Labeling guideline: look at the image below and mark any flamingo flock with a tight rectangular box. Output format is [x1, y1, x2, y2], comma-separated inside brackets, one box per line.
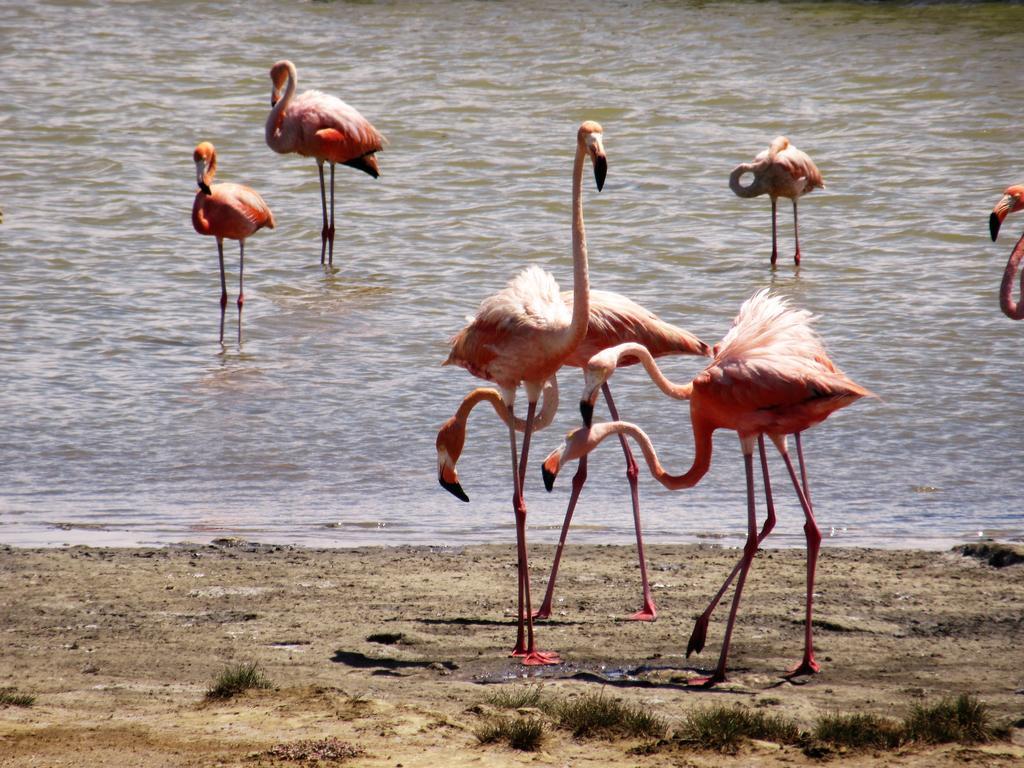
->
[190, 59, 1018, 685]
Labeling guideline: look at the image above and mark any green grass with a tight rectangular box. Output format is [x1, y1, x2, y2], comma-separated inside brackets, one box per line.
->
[473, 715, 546, 751]
[204, 661, 273, 701]
[903, 694, 997, 744]
[676, 704, 801, 754]
[0, 689, 35, 708]
[547, 690, 667, 740]
[813, 711, 904, 750]
[484, 684, 544, 710]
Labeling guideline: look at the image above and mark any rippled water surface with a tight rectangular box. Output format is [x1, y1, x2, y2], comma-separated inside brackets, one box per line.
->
[2, 1, 1023, 550]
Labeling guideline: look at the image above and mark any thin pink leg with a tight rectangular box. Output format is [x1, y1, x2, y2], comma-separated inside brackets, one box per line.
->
[687, 435, 775, 656]
[689, 448, 759, 687]
[604, 385, 656, 621]
[770, 196, 779, 266]
[318, 161, 328, 265]
[778, 435, 821, 677]
[534, 454, 586, 620]
[792, 198, 802, 266]
[795, 432, 811, 504]
[217, 238, 227, 343]
[506, 403, 559, 666]
[236, 240, 245, 345]
[328, 162, 336, 266]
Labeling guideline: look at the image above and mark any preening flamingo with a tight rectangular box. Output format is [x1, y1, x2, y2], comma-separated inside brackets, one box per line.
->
[442, 121, 607, 665]
[439, 293, 709, 621]
[542, 290, 872, 685]
[265, 59, 384, 266]
[191, 142, 275, 344]
[989, 184, 1024, 320]
[730, 137, 824, 266]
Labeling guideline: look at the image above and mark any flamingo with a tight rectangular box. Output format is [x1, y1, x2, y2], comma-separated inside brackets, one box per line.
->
[265, 59, 384, 266]
[191, 142, 275, 344]
[730, 137, 824, 266]
[542, 290, 872, 685]
[989, 184, 1024, 320]
[442, 121, 607, 665]
[438, 293, 709, 622]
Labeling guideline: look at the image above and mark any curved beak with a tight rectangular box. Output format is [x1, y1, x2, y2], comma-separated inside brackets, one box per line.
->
[991, 193, 1017, 241]
[195, 160, 211, 195]
[439, 475, 469, 503]
[541, 447, 564, 492]
[271, 87, 281, 108]
[579, 399, 594, 427]
[593, 153, 607, 192]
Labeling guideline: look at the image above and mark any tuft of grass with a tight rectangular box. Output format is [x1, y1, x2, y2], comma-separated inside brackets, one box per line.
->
[546, 690, 667, 740]
[814, 711, 904, 750]
[473, 715, 545, 751]
[677, 704, 801, 754]
[485, 684, 544, 710]
[903, 694, 995, 744]
[0, 689, 35, 708]
[204, 661, 273, 701]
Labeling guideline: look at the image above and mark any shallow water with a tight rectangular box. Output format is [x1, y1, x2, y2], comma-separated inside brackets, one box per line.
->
[2, 0, 1023, 550]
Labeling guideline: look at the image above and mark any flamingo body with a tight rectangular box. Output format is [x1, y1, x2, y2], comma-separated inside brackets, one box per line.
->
[730, 136, 823, 265]
[191, 142, 274, 343]
[543, 290, 871, 684]
[265, 59, 383, 264]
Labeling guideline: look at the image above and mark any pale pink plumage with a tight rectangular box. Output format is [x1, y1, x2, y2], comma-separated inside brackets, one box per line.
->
[265, 59, 383, 265]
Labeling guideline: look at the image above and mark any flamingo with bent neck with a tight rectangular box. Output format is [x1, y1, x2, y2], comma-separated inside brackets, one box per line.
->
[265, 59, 384, 266]
[730, 136, 824, 266]
[438, 293, 709, 622]
[442, 121, 606, 665]
[989, 184, 1024, 320]
[542, 290, 872, 685]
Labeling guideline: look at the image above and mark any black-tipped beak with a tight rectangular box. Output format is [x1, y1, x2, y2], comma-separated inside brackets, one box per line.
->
[271, 94, 279, 107]
[580, 400, 594, 427]
[439, 476, 470, 503]
[593, 155, 607, 192]
[199, 181, 212, 195]
[990, 211, 1002, 242]
[542, 464, 557, 493]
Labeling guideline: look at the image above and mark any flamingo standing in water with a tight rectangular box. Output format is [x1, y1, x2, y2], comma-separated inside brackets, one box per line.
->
[730, 137, 824, 266]
[191, 142, 275, 343]
[438, 292, 709, 622]
[542, 290, 872, 685]
[989, 184, 1024, 319]
[265, 59, 384, 266]
[443, 121, 607, 665]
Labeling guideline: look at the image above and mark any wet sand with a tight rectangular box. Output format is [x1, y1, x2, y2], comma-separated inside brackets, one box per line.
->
[0, 541, 1022, 766]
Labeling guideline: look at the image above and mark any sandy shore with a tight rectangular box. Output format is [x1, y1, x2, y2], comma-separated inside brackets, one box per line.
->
[0, 540, 1021, 766]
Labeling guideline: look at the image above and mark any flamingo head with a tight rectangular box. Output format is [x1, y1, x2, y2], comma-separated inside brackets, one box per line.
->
[578, 121, 607, 192]
[579, 353, 618, 427]
[193, 142, 215, 195]
[990, 184, 1024, 241]
[541, 426, 590, 492]
[269, 60, 294, 107]
[436, 417, 470, 502]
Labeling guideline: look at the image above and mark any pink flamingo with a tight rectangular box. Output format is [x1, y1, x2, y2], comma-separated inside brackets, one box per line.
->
[438, 294, 709, 622]
[191, 142, 275, 343]
[443, 121, 607, 665]
[989, 184, 1024, 320]
[542, 290, 872, 685]
[730, 137, 824, 266]
[265, 59, 384, 266]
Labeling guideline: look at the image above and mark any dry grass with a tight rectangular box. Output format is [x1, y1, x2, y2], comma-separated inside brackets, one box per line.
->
[204, 661, 273, 701]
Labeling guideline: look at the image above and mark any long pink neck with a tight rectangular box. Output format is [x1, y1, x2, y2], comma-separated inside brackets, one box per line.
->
[729, 163, 765, 198]
[265, 62, 297, 152]
[586, 419, 713, 490]
[455, 379, 558, 434]
[565, 140, 590, 353]
[1000, 233, 1024, 320]
[627, 344, 694, 400]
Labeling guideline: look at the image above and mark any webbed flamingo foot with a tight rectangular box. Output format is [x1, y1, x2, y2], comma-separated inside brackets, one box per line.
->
[784, 656, 820, 678]
[687, 670, 727, 688]
[511, 647, 561, 666]
[626, 600, 657, 622]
